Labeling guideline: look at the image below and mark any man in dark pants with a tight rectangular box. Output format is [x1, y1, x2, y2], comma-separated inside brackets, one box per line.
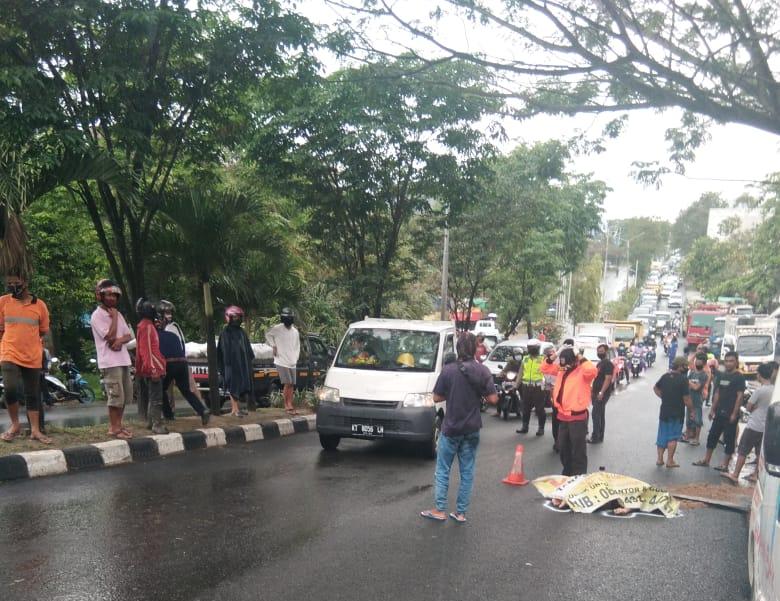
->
[516, 339, 546, 435]
[588, 344, 614, 444]
[541, 347, 597, 476]
[693, 351, 745, 471]
[157, 318, 210, 426]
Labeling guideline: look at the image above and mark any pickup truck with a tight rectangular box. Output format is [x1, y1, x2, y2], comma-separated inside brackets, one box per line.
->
[187, 333, 334, 405]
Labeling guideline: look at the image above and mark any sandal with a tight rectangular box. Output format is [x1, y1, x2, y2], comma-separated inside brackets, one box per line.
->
[656, 461, 664, 466]
[420, 510, 447, 522]
[1, 428, 21, 442]
[713, 465, 729, 472]
[689, 440, 700, 446]
[721, 472, 739, 484]
[692, 460, 709, 467]
[109, 430, 132, 440]
[666, 462, 680, 468]
[449, 513, 467, 523]
[29, 433, 53, 445]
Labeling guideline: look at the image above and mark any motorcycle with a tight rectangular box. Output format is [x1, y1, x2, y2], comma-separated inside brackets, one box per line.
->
[52, 358, 96, 404]
[615, 355, 627, 385]
[496, 371, 521, 420]
[646, 348, 656, 368]
[630, 354, 643, 378]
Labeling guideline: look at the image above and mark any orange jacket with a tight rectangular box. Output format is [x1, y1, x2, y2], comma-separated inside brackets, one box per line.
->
[541, 358, 597, 420]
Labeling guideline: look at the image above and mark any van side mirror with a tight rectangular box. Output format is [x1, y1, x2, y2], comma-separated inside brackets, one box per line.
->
[764, 404, 780, 477]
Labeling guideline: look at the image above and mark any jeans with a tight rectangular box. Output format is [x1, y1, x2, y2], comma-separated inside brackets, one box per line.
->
[162, 361, 206, 418]
[434, 431, 480, 514]
[138, 377, 163, 428]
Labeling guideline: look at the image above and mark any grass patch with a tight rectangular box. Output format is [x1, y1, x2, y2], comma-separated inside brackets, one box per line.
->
[0, 407, 311, 457]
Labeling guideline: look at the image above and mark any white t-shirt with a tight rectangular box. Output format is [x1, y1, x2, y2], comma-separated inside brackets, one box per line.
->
[265, 323, 300, 369]
[746, 383, 774, 433]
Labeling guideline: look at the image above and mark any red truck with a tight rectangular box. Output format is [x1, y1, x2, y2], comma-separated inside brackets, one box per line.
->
[685, 304, 725, 347]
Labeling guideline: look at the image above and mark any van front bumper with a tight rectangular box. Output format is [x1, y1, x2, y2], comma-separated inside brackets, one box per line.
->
[316, 402, 436, 442]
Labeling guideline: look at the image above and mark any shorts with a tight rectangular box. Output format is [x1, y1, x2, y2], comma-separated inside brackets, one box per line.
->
[1, 361, 41, 411]
[738, 427, 763, 457]
[101, 366, 133, 408]
[277, 366, 296, 386]
[706, 414, 738, 455]
[656, 418, 683, 448]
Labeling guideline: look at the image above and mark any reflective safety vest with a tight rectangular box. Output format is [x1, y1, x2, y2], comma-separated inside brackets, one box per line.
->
[521, 355, 544, 383]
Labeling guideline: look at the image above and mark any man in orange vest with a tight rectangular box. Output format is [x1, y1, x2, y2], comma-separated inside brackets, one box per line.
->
[541, 347, 597, 476]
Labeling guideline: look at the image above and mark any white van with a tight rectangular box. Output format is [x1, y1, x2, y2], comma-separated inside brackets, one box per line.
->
[316, 318, 455, 458]
[748, 380, 780, 601]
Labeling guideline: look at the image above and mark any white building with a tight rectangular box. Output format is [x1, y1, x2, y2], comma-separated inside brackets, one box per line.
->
[706, 207, 765, 241]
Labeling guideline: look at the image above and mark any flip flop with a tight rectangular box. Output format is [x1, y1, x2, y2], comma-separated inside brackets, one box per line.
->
[29, 433, 53, 445]
[713, 465, 729, 472]
[656, 461, 664, 466]
[666, 462, 680, 468]
[109, 430, 132, 440]
[692, 460, 709, 467]
[420, 510, 447, 522]
[689, 441, 700, 446]
[720, 473, 739, 484]
[449, 513, 467, 523]
[1, 429, 20, 442]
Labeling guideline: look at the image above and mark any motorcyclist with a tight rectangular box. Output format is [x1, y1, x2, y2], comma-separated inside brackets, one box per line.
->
[496, 353, 522, 417]
[516, 339, 546, 436]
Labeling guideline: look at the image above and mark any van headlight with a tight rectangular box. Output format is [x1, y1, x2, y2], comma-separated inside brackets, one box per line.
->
[403, 392, 434, 407]
[316, 386, 340, 404]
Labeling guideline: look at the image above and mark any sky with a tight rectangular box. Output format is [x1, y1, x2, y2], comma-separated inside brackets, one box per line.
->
[298, 0, 780, 222]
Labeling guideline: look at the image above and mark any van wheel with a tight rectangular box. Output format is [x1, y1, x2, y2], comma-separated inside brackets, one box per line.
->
[319, 434, 340, 451]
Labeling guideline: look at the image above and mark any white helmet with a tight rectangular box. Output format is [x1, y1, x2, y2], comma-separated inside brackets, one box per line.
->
[527, 338, 541, 347]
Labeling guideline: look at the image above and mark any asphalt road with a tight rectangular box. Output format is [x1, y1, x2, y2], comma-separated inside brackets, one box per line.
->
[0, 353, 750, 601]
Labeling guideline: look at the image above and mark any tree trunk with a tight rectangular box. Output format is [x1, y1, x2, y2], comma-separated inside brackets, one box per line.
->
[203, 281, 221, 414]
[526, 318, 533, 339]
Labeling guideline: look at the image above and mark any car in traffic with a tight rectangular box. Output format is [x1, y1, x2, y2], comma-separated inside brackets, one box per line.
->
[668, 292, 683, 308]
[316, 318, 455, 458]
[482, 340, 554, 378]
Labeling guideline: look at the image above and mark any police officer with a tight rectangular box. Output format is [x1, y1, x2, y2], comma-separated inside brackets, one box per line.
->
[516, 339, 546, 436]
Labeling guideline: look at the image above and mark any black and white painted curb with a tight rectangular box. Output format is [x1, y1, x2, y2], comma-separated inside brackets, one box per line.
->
[0, 414, 317, 483]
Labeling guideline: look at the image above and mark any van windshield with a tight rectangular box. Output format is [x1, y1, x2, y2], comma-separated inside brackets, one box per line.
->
[335, 328, 440, 372]
[737, 335, 773, 356]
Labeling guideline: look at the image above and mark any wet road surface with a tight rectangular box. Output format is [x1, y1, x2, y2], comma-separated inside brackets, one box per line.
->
[0, 354, 750, 601]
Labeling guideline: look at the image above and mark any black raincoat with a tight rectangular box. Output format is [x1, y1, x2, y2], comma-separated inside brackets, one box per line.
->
[217, 324, 254, 397]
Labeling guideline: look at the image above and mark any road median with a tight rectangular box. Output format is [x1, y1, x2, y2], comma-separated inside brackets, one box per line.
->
[0, 409, 316, 483]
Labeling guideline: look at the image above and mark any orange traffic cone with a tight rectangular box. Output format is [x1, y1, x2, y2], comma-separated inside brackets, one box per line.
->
[502, 444, 529, 486]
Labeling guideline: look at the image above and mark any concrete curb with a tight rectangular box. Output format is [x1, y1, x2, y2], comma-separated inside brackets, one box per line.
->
[0, 415, 316, 483]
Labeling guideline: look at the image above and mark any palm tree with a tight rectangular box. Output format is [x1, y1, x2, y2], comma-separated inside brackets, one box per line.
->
[0, 143, 127, 277]
[158, 189, 265, 413]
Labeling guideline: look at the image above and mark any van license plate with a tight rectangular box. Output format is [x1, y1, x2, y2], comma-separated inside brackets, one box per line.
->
[352, 424, 384, 437]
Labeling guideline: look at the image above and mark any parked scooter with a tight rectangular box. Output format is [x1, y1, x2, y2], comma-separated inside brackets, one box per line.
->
[52, 358, 96, 404]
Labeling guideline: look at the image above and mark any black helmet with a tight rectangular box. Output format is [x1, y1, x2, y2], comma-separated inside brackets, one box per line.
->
[280, 307, 294, 327]
[135, 297, 158, 320]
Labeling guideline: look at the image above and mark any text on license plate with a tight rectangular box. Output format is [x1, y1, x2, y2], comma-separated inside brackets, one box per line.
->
[351, 424, 384, 436]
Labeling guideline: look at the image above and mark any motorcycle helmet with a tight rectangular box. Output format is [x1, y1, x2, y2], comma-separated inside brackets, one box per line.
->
[396, 352, 415, 368]
[280, 307, 295, 327]
[96, 279, 122, 301]
[135, 297, 158, 320]
[158, 299, 175, 323]
[224, 305, 244, 324]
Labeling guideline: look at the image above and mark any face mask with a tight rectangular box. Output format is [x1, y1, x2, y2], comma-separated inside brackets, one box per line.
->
[281, 316, 294, 327]
[230, 316, 243, 326]
[6, 284, 23, 299]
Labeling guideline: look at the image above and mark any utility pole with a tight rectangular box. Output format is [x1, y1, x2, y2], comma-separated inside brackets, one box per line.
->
[601, 223, 609, 308]
[626, 237, 631, 291]
[440, 226, 449, 321]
